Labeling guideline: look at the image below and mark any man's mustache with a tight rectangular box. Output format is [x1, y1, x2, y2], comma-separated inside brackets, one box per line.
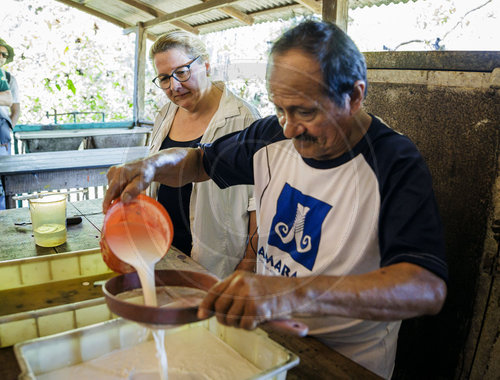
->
[294, 133, 317, 142]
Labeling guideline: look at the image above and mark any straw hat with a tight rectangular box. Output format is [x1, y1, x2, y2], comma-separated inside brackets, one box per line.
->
[0, 38, 14, 64]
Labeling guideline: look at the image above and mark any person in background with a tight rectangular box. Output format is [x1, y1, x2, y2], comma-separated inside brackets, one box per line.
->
[0, 38, 20, 147]
[147, 30, 260, 278]
[0, 38, 18, 210]
[104, 21, 448, 378]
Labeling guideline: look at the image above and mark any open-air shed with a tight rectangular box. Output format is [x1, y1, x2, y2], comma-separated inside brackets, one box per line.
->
[46, 1, 500, 379]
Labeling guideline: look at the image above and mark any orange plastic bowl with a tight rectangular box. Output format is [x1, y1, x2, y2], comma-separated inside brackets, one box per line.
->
[100, 194, 173, 273]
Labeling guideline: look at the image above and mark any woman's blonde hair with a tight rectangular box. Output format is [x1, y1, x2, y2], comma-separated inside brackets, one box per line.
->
[149, 30, 209, 62]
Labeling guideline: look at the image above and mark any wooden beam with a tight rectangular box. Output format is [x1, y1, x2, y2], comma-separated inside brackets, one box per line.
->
[295, 0, 322, 14]
[116, 0, 200, 34]
[117, 0, 162, 17]
[54, 0, 131, 29]
[322, 0, 348, 31]
[186, 4, 302, 33]
[133, 23, 147, 125]
[219, 6, 254, 25]
[170, 21, 200, 35]
[143, 0, 239, 29]
[200, 0, 255, 25]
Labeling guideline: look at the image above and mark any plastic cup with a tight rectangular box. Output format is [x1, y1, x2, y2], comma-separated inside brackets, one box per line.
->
[100, 194, 173, 274]
[29, 193, 67, 247]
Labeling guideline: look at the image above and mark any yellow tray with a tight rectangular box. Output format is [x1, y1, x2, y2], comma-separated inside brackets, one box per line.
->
[0, 248, 116, 347]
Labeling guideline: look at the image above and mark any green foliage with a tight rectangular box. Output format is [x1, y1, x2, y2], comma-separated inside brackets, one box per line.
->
[4, 0, 138, 124]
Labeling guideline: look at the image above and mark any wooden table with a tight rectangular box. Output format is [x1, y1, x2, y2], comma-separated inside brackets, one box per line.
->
[0, 146, 148, 208]
[0, 199, 104, 261]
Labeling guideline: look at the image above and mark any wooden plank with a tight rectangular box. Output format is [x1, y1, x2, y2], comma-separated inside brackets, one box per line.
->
[219, 6, 254, 25]
[14, 121, 134, 132]
[143, 0, 239, 29]
[14, 128, 151, 140]
[295, 0, 322, 14]
[322, 0, 348, 31]
[117, 0, 200, 34]
[0, 347, 19, 380]
[170, 20, 200, 35]
[3, 168, 111, 196]
[133, 23, 147, 125]
[0, 147, 148, 175]
[54, 0, 131, 29]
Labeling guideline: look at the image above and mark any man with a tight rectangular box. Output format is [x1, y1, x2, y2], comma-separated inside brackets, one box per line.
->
[103, 21, 448, 378]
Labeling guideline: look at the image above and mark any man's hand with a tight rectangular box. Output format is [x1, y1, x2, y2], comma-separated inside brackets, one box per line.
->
[197, 271, 302, 330]
[102, 157, 156, 213]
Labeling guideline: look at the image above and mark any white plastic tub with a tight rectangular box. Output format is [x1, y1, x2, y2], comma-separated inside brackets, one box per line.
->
[15, 317, 299, 380]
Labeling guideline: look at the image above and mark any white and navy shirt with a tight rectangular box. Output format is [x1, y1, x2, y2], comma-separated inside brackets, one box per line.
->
[202, 114, 447, 281]
[201, 114, 447, 378]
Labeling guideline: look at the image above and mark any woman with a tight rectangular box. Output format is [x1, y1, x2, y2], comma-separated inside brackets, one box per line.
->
[148, 31, 259, 278]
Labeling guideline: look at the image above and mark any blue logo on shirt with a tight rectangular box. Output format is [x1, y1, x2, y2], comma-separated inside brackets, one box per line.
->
[268, 183, 332, 271]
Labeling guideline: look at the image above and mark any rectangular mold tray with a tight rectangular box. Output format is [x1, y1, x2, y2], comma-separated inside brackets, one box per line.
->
[15, 317, 299, 380]
[0, 248, 115, 348]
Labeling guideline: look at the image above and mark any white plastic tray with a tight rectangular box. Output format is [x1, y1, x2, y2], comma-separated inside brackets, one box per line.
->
[15, 317, 299, 380]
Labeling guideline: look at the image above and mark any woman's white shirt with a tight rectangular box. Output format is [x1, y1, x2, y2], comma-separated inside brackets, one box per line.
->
[149, 82, 260, 278]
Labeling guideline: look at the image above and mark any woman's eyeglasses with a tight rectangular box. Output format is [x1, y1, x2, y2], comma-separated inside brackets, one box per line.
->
[152, 56, 200, 90]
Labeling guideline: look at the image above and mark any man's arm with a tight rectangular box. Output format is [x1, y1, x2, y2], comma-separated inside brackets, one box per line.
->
[0, 90, 12, 106]
[103, 147, 210, 212]
[198, 262, 447, 330]
[9, 102, 20, 126]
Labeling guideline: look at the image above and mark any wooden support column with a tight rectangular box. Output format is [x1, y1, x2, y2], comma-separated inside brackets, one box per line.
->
[322, 0, 349, 32]
[133, 22, 147, 125]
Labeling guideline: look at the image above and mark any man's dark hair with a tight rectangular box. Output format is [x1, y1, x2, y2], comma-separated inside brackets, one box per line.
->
[270, 20, 367, 107]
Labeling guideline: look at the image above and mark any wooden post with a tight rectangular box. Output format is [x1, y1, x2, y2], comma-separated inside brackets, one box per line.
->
[133, 22, 147, 126]
[322, 0, 349, 32]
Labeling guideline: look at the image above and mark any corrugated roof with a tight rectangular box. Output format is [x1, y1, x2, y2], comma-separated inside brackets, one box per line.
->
[54, 0, 416, 37]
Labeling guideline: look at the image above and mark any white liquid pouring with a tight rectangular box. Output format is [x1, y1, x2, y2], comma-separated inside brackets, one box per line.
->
[105, 221, 169, 380]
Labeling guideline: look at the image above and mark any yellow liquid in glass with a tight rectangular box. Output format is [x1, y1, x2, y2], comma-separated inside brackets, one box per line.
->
[34, 223, 66, 247]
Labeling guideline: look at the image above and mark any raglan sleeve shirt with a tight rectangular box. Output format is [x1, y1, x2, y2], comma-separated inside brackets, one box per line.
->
[202, 115, 448, 283]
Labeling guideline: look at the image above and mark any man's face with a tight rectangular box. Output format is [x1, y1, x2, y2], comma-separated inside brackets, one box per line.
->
[267, 49, 353, 161]
[0, 46, 8, 67]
